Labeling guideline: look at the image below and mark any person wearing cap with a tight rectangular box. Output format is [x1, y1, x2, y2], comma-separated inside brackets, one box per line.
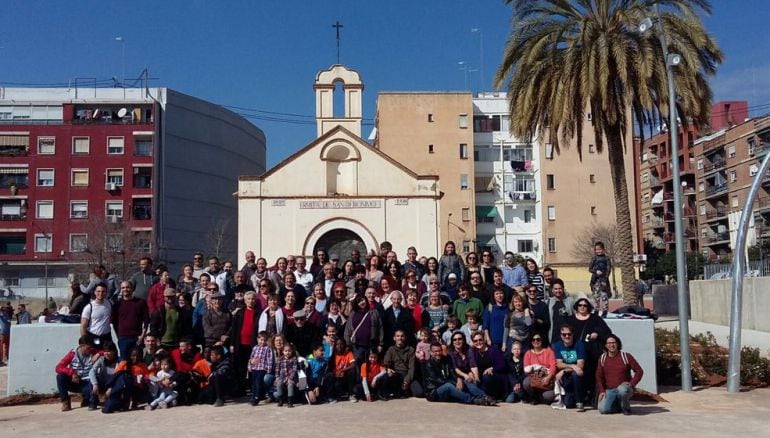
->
[203, 287, 232, 348]
[286, 309, 321, 357]
[150, 287, 187, 349]
[111, 281, 149, 360]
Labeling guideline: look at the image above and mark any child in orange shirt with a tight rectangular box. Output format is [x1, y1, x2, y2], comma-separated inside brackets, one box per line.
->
[355, 348, 386, 402]
[331, 339, 358, 402]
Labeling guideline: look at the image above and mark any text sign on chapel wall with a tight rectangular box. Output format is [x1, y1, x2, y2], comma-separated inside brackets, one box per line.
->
[299, 200, 382, 209]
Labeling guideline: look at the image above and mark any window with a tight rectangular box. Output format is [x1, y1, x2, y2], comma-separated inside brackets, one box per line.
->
[460, 174, 469, 190]
[587, 113, 592, 121]
[546, 174, 555, 190]
[428, 144, 434, 154]
[132, 198, 152, 220]
[36, 200, 53, 219]
[462, 240, 470, 253]
[728, 145, 736, 159]
[106, 201, 124, 218]
[701, 228, 708, 238]
[461, 207, 470, 222]
[732, 196, 739, 208]
[0, 234, 26, 255]
[458, 113, 468, 129]
[107, 137, 124, 154]
[697, 159, 704, 170]
[729, 170, 737, 182]
[524, 209, 532, 223]
[699, 204, 706, 216]
[699, 182, 705, 192]
[133, 167, 152, 188]
[545, 143, 554, 160]
[133, 231, 152, 252]
[37, 277, 54, 287]
[548, 237, 557, 253]
[591, 206, 597, 215]
[547, 205, 556, 220]
[641, 152, 648, 163]
[71, 169, 89, 187]
[590, 174, 596, 183]
[106, 168, 124, 186]
[37, 169, 54, 186]
[428, 113, 434, 123]
[134, 137, 153, 156]
[34, 234, 52, 253]
[2, 275, 20, 287]
[588, 144, 595, 153]
[518, 240, 533, 253]
[70, 234, 88, 252]
[38, 137, 55, 154]
[460, 143, 468, 159]
[72, 137, 90, 154]
[0, 134, 29, 156]
[641, 172, 649, 183]
[70, 201, 88, 219]
[105, 233, 124, 252]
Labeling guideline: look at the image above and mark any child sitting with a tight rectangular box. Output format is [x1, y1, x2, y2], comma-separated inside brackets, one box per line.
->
[331, 339, 358, 402]
[146, 358, 178, 410]
[305, 342, 331, 404]
[460, 310, 483, 344]
[415, 328, 432, 363]
[442, 316, 460, 346]
[355, 348, 386, 402]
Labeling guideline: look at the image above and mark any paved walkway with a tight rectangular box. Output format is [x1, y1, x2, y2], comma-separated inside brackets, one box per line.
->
[0, 387, 769, 436]
[656, 319, 770, 357]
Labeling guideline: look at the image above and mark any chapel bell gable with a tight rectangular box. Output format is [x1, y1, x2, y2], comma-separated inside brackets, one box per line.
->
[314, 65, 364, 137]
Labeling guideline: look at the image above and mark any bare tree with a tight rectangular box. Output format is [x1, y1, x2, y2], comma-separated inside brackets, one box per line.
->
[570, 222, 619, 295]
[204, 217, 233, 260]
[70, 215, 151, 281]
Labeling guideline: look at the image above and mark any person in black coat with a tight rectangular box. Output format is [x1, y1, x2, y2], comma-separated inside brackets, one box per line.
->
[230, 291, 261, 394]
[382, 291, 415, 348]
[285, 309, 321, 357]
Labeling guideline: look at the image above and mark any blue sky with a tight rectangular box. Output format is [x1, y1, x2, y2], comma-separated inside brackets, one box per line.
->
[2, 0, 768, 168]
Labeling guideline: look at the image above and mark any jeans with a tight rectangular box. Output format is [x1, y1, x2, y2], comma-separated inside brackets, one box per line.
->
[250, 370, 268, 401]
[480, 373, 508, 400]
[352, 345, 370, 368]
[559, 371, 585, 408]
[522, 376, 556, 403]
[264, 373, 276, 399]
[275, 380, 296, 400]
[56, 373, 93, 404]
[463, 381, 487, 398]
[433, 382, 472, 403]
[117, 336, 138, 361]
[598, 383, 633, 414]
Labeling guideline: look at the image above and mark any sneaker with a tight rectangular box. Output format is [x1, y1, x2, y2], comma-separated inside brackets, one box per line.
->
[61, 400, 72, 412]
[214, 398, 224, 407]
[248, 399, 258, 406]
[145, 404, 156, 411]
[327, 397, 338, 404]
[349, 395, 358, 403]
[287, 402, 294, 408]
[484, 396, 498, 406]
[551, 401, 566, 410]
[80, 398, 89, 408]
[158, 401, 167, 409]
[88, 403, 98, 411]
[622, 407, 632, 416]
[575, 402, 585, 412]
[472, 397, 488, 406]
[277, 400, 284, 407]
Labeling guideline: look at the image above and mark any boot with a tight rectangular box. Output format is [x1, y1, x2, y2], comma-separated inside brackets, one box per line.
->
[61, 400, 72, 412]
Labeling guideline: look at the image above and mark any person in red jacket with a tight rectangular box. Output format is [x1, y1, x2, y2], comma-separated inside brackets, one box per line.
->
[147, 270, 173, 315]
[55, 336, 98, 411]
[596, 334, 644, 415]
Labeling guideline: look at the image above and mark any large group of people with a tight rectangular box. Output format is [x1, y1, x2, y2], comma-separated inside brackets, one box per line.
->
[50, 240, 643, 415]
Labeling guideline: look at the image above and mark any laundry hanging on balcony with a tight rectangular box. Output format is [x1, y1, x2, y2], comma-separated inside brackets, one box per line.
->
[651, 189, 664, 205]
[510, 160, 526, 171]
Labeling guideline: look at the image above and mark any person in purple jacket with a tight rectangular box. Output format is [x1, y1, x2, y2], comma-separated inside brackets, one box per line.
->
[469, 331, 506, 402]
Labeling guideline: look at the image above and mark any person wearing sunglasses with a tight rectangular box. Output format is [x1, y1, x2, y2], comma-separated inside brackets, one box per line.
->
[550, 324, 586, 412]
[568, 297, 612, 405]
[522, 334, 557, 404]
[423, 342, 495, 406]
[469, 332, 505, 402]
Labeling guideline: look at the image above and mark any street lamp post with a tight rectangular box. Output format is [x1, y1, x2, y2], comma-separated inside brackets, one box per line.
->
[641, 6, 692, 391]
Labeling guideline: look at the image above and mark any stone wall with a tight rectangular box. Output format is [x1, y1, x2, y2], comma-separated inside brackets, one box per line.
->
[689, 278, 770, 332]
[605, 318, 657, 394]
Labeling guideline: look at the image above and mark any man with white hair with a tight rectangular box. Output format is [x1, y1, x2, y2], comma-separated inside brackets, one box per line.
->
[382, 291, 414, 349]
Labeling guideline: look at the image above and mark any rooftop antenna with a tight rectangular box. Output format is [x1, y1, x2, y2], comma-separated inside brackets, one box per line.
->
[332, 21, 343, 64]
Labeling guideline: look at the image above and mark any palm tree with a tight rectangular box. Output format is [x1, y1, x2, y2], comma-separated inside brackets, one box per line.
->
[495, 0, 722, 304]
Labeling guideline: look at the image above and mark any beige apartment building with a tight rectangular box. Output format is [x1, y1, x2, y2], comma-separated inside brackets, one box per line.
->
[374, 92, 477, 254]
[693, 115, 770, 262]
[538, 117, 638, 290]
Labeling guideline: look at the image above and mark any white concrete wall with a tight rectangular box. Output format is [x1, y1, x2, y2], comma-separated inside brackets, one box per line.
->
[605, 318, 658, 394]
[690, 278, 770, 332]
[7, 324, 115, 395]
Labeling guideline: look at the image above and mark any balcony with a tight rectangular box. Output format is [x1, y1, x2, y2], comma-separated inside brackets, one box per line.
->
[132, 199, 152, 221]
[705, 208, 728, 221]
[72, 105, 154, 125]
[651, 216, 665, 228]
[0, 233, 26, 255]
[704, 232, 730, 245]
[704, 184, 728, 198]
[701, 161, 726, 173]
[663, 232, 675, 243]
[505, 191, 537, 202]
[663, 191, 674, 202]
[649, 175, 661, 188]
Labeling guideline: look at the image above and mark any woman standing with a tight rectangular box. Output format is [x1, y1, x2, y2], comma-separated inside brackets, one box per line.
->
[421, 291, 448, 335]
[386, 261, 403, 286]
[525, 258, 547, 302]
[401, 269, 427, 298]
[231, 291, 260, 394]
[257, 294, 285, 338]
[482, 288, 509, 350]
[465, 252, 481, 279]
[344, 295, 383, 367]
[567, 297, 611, 404]
[438, 241, 465, 286]
[281, 291, 297, 326]
[479, 251, 496, 285]
[404, 289, 423, 334]
[176, 264, 198, 297]
[366, 255, 384, 286]
[421, 257, 440, 290]
[502, 294, 533, 352]
[338, 260, 356, 283]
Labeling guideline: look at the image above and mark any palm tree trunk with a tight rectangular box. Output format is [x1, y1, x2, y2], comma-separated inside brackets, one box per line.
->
[606, 126, 637, 305]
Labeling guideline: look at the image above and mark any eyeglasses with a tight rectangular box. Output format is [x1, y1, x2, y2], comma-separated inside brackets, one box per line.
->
[472, 339, 485, 344]
[260, 284, 270, 288]
[532, 338, 542, 342]
[452, 338, 464, 342]
[560, 333, 572, 337]
[430, 281, 439, 284]
[333, 289, 345, 293]
[206, 288, 217, 292]
[577, 303, 589, 308]
[527, 289, 537, 293]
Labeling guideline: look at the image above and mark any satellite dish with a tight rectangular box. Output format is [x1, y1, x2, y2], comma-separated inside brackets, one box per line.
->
[117, 108, 128, 118]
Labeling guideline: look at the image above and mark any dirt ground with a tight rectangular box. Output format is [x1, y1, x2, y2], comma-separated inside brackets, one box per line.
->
[0, 386, 769, 437]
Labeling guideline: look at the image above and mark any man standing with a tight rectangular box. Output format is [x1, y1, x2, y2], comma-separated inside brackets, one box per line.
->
[501, 252, 528, 292]
[16, 304, 32, 325]
[293, 256, 314, 295]
[597, 334, 644, 415]
[151, 288, 185, 349]
[192, 252, 206, 279]
[240, 251, 257, 278]
[550, 324, 585, 412]
[542, 266, 556, 298]
[84, 265, 119, 301]
[485, 269, 514, 304]
[111, 281, 149, 360]
[525, 285, 550, 345]
[547, 279, 575, 344]
[401, 247, 425, 280]
[285, 309, 320, 357]
[129, 257, 159, 300]
[202, 290, 232, 348]
[350, 249, 363, 267]
[80, 283, 112, 347]
[382, 291, 414, 348]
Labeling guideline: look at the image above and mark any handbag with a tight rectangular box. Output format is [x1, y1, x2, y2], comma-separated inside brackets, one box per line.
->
[529, 367, 550, 390]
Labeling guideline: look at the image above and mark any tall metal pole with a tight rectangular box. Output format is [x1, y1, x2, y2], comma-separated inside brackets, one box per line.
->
[656, 5, 692, 391]
[727, 149, 770, 392]
[499, 134, 508, 254]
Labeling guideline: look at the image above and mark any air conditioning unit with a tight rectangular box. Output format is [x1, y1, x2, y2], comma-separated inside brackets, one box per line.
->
[107, 215, 121, 224]
[105, 182, 117, 191]
[632, 254, 648, 263]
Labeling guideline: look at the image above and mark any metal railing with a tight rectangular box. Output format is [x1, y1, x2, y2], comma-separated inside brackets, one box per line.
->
[704, 259, 770, 279]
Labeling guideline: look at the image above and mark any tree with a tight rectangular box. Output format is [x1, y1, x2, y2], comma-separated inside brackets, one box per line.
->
[70, 215, 152, 281]
[495, 0, 722, 304]
[570, 222, 618, 294]
[204, 217, 234, 261]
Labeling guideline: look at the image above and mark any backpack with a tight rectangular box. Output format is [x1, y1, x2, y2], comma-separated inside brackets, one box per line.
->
[599, 351, 628, 368]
